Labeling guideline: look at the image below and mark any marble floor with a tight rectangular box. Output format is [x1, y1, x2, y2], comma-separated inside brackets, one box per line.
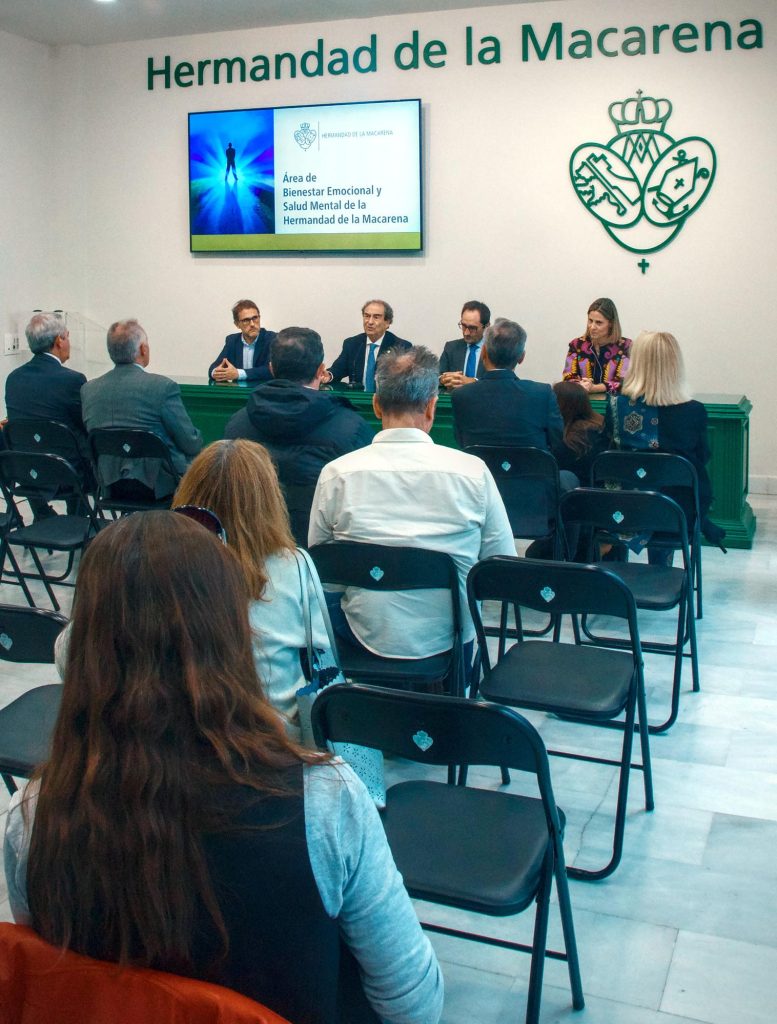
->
[1, 497, 776, 1024]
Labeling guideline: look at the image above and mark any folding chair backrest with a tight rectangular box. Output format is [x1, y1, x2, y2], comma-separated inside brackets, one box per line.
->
[464, 445, 560, 540]
[88, 427, 177, 468]
[591, 450, 698, 492]
[0, 450, 86, 497]
[560, 487, 690, 551]
[0, 605, 68, 663]
[467, 554, 638, 623]
[312, 682, 552, 782]
[309, 541, 462, 630]
[4, 418, 84, 466]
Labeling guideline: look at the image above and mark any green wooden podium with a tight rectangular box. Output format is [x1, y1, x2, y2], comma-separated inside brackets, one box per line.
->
[177, 379, 755, 548]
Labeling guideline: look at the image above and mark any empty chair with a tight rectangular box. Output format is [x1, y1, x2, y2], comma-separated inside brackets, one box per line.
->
[591, 449, 704, 618]
[0, 603, 67, 795]
[312, 683, 585, 1024]
[0, 451, 102, 610]
[468, 556, 653, 881]
[88, 427, 183, 516]
[4, 417, 95, 511]
[309, 540, 466, 696]
[560, 487, 699, 733]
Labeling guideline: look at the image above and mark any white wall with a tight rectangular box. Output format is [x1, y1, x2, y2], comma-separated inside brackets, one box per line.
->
[2, 1, 775, 484]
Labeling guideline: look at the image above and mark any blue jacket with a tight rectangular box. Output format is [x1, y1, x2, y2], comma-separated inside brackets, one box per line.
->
[208, 328, 277, 384]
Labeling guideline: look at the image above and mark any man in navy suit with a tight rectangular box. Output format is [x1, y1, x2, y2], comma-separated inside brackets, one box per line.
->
[4, 312, 88, 518]
[208, 299, 277, 385]
[438, 300, 491, 391]
[328, 299, 411, 392]
[451, 318, 564, 452]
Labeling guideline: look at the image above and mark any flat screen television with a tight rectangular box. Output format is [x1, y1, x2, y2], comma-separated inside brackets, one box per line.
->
[188, 98, 422, 254]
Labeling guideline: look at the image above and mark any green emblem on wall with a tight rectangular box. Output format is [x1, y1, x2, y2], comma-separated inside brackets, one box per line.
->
[570, 90, 716, 265]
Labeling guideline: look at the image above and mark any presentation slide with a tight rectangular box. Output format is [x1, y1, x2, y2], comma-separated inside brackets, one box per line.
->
[189, 99, 422, 253]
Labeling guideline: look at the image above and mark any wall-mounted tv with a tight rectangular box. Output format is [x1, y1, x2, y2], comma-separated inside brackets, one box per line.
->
[188, 98, 422, 254]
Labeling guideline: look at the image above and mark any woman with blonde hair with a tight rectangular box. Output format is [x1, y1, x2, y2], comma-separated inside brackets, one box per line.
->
[173, 438, 332, 735]
[562, 297, 631, 394]
[5, 512, 443, 1023]
[607, 330, 715, 560]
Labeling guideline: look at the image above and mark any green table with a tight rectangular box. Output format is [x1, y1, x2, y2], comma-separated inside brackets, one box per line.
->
[177, 379, 755, 548]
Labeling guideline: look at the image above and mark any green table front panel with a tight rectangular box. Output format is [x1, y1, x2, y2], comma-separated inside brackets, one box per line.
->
[178, 380, 755, 548]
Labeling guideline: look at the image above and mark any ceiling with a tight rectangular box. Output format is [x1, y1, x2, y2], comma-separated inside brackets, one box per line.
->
[0, 0, 546, 48]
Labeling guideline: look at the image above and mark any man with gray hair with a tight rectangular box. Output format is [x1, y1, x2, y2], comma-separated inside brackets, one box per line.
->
[309, 346, 513, 663]
[81, 319, 202, 499]
[4, 312, 89, 519]
[450, 317, 564, 451]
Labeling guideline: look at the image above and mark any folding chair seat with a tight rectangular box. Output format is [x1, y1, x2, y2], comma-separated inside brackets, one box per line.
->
[467, 556, 653, 881]
[0, 603, 67, 795]
[88, 427, 182, 516]
[4, 417, 97, 510]
[308, 541, 465, 696]
[0, 451, 103, 610]
[591, 450, 704, 618]
[311, 683, 584, 1024]
[0, 924, 293, 1024]
[560, 487, 699, 733]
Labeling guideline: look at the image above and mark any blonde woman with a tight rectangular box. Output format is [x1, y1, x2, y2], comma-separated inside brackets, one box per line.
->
[172, 439, 332, 736]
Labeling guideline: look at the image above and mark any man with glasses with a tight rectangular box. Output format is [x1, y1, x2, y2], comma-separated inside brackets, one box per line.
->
[328, 299, 411, 393]
[208, 299, 277, 384]
[438, 300, 491, 390]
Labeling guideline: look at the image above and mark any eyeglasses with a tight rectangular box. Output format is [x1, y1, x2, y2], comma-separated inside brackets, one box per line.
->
[172, 505, 227, 545]
[237, 314, 260, 326]
[458, 322, 483, 333]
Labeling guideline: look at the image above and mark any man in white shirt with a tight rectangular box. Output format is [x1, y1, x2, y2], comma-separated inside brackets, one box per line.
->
[309, 346, 514, 662]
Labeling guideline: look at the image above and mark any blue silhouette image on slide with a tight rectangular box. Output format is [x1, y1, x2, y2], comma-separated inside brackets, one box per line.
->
[189, 109, 275, 235]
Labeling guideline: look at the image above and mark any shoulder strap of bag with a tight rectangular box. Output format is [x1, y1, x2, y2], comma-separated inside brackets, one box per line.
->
[293, 548, 315, 673]
[294, 547, 342, 670]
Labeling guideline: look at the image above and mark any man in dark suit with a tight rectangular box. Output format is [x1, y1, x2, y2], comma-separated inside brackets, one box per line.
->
[208, 299, 277, 385]
[451, 318, 564, 452]
[439, 300, 491, 391]
[328, 299, 411, 392]
[82, 319, 202, 499]
[4, 312, 89, 518]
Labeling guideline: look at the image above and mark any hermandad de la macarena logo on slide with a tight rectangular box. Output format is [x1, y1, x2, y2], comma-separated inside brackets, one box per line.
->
[570, 90, 716, 274]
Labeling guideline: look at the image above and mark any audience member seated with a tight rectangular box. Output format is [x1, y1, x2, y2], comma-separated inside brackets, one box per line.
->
[552, 380, 611, 483]
[208, 299, 276, 385]
[438, 299, 491, 389]
[4, 312, 89, 519]
[328, 299, 411, 392]
[562, 297, 631, 394]
[5, 511, 443, 1024]
[309, 346, 514, 666]
[606, 329, 715, 562]
[172, 438, 336, 737]
[223, 328, 374, 544]
[82, 319, 202, 501]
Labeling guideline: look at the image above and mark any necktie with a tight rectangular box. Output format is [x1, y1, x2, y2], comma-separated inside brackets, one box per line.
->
[465, 342, 478, 378]
[365, 343, 378, 392]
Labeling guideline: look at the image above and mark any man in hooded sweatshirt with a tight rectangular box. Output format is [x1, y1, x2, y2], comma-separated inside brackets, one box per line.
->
[224, 326, 375, 544]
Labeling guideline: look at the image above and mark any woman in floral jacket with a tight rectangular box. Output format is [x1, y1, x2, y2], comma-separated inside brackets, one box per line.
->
[562, 297, 631, 394]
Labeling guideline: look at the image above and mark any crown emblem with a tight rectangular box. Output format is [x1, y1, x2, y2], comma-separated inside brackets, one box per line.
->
[293, 122, 317, 151]
[608, 89, 672, 135]
[569, 89, 716, 267]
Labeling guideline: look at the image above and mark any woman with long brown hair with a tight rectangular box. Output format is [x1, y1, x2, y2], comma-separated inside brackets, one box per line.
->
[172, 438, 333, 737]
[5, 512, 443, 1024]
[552, 380, 610, 482]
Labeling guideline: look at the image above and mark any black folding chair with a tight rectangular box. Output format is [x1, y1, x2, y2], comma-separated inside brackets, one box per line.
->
[560, 488, 699, 733]
[4, 418, 96, 511]
[0, 451, 103, 610]
[308, 541, 466, 697]
[591, 450, 704, 619]
[88, 428, 182, 516]
[468, 556, 653, 881]
[0, 604, 67, 795]
[312, 683, 584, 1024]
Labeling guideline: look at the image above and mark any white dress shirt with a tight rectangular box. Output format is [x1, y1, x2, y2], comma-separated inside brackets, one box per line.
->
[308, 428, 515, 658]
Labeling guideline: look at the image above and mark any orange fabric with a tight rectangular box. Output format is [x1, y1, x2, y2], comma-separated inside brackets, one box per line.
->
[0, 924, 292, 1024]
